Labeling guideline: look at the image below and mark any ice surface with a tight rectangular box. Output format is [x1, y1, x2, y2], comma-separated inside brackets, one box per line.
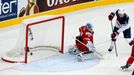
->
[14, 53, 100, 72]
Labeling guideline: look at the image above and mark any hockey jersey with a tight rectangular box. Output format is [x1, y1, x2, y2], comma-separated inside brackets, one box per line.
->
[76, 26, 93, 52]
[111, 9, 130, 33]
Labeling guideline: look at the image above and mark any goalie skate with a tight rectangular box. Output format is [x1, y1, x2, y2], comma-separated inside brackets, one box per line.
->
[77, 52, 84, 61]
[77, 51, 94, 62]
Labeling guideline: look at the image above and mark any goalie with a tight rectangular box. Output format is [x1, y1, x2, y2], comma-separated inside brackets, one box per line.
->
[68, 23, 95, 61]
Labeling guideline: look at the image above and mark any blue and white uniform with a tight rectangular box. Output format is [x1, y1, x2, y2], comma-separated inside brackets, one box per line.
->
[113, 9, 130, 37]
[108, 9, 132, 52]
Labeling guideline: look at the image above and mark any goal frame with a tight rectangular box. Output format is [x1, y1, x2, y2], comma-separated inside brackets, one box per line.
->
[2, 16, 65, 64]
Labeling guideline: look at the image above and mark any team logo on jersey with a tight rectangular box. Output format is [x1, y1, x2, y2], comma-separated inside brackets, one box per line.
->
[0, 0, 18, 21]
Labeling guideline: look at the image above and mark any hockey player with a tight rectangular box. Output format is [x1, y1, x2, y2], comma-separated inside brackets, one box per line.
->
[121, 39, 134, 70]
[108, 9, 132, 52]
[68, 23, 95, 61]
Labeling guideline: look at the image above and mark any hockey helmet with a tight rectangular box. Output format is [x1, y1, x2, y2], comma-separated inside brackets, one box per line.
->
[86, 23, 93, 30]
[118, 9, 125, 18]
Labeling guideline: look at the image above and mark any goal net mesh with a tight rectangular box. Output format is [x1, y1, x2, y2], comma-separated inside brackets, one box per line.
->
[2, 16, 65, 63]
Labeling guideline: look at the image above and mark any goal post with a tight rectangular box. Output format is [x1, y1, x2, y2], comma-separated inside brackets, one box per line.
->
[1, 15, 65, 63]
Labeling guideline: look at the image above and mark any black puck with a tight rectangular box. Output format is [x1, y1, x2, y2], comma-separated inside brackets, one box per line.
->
[30, 52, 33, 55]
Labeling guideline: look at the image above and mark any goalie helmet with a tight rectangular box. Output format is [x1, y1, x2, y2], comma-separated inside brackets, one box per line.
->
[117, 9, 125, 18]
[86, 23, 93, 31]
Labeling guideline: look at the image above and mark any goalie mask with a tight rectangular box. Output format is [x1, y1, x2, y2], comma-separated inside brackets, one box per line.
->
[86, 23, 93, 31]
[86, 23, 94, 34]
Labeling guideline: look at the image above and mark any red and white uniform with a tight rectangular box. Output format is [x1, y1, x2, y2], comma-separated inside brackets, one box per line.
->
[76, 26, 93, 52]
[126, 40, 134, 65]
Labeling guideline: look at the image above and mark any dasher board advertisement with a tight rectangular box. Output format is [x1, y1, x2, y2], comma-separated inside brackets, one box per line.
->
[0, 0, 18, 21]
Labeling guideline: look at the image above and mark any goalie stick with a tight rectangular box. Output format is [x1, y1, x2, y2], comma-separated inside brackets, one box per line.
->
[75, 37, 103, 57]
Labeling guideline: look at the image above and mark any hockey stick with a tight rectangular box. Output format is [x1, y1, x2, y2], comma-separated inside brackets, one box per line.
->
[75, 37, 103, 57]
[110, 20, 118, 57]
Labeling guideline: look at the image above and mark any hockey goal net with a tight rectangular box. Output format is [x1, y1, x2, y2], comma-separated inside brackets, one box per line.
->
[1, 15, 65, 63]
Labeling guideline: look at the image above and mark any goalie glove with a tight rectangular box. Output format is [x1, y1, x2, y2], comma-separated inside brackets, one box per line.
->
[86, 40, 95, 51]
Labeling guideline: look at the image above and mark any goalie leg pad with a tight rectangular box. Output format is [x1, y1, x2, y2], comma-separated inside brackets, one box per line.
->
[77, 51, 94, 61]
[68, 45, 80, 55]
[86, 40, 95, 51]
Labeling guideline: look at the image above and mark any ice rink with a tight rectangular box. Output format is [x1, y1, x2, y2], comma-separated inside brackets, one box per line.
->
[0, 2, 134, 75]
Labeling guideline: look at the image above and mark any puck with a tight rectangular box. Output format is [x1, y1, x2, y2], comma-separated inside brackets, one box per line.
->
[30, 52, 33, 55]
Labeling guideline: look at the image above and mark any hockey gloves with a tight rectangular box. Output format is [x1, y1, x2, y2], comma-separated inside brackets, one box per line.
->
[108, 13, 115, 20]
[111, 32, 119, 41]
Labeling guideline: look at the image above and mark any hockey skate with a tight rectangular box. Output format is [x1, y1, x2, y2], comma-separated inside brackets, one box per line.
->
[108, 41, 114, 52]
[108, 46, 114, 52]
[108, 49, 112, 52]
[121, 64, 131, 71]
[77, 52, 84, 61]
